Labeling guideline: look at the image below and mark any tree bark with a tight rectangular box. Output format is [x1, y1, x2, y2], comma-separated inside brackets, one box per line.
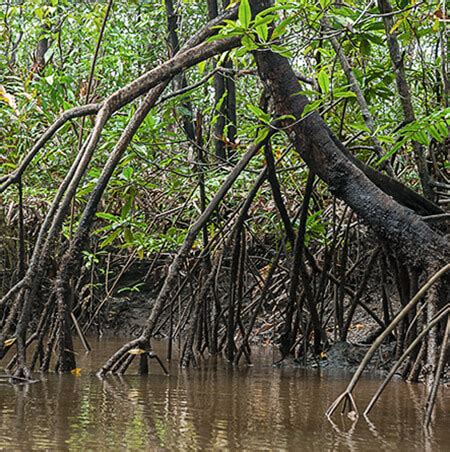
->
[377, 0, 434, 201]
[208, 0, 237, 162]
[250, 0, 448, 269]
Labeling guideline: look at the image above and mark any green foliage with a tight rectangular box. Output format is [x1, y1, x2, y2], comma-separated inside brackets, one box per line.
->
[1, 0, 448, 292]
[238, 0, 251, 29]
[317, 69, 330, 94]
[378, 108, 450, 163]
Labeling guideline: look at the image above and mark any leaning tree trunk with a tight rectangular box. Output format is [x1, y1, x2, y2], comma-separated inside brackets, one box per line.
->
[250, 0, 448, 416]
[249, 0, 448, 271]
[96, 0, 449, 377]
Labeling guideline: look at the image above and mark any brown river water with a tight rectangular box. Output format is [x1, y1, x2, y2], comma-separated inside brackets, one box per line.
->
[0, 338, 449, 451]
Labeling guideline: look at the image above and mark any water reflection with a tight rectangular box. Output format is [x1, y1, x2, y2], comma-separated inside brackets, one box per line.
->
[0, 338, 448, 450]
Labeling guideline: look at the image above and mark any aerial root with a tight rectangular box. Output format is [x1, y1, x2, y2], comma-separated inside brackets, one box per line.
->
[96, 337, 168, 377]
[325, 391, 359, 419]
[97, 337, 143, 377]
[326, 263, 450, 420]
[364, 306, 449, 417]
[424, 313, 450, 428]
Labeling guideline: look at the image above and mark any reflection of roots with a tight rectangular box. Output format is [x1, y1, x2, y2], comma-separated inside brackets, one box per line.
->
[98, 338, 144, 376]
[326, 264, 450, 424]
[326, 391, 358, 419]
[98, 337, 169, 377]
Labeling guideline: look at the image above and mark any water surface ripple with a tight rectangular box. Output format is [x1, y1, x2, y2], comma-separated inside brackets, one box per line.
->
[0, 338, 448, 451]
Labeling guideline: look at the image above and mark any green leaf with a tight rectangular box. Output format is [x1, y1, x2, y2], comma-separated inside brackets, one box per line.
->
[271, 17, 293, 39]
[334, 90, 356, 99]
[435, 121, 449, 139]
[198, 60, 206, 74]
[255, 23, 268, 41]
[317, 69, 330, 94]
[247, 103, 269, 122]
[241, 34, 258, 51]
[412, 130, 429, 146]
[276, 114, 295, 121]
[427, 125, 442, 142]
[122, 166, 134, 180]
[124, 228, 134, 243]
[319, 0, 332, 9]
[389, 16, 405, 34]
[302, 99, 322, 116]
[255, 127, 270, 144]
[120, 195, 134, 219]
[360, 39, 371, 56]
[44, 47, 55, 64]
[35, 7, 44, 20]
[377, 140, 404, 164]
[271, 44, 292, 58]
[238, 0, 251, 28]
[100, 229, 121, 248]
[377, 135, 394, 144]
[96, 212, 119, 222]
[254, 14, 275, 28]
[349, 123, 372, 134]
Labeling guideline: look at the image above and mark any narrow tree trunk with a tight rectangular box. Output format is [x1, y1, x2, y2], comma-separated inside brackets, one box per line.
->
[377, 0, 434, 200]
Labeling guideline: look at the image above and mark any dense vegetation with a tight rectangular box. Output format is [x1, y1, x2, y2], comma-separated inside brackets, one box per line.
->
[0, 0, 449, 423]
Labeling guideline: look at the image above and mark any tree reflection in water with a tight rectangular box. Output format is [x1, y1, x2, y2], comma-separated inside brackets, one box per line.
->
[0, 339, 448, 450]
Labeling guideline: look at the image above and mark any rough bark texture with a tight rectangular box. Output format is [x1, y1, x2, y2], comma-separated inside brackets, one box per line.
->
[250, 1, 448, 269]
[208, 0, 238, 161]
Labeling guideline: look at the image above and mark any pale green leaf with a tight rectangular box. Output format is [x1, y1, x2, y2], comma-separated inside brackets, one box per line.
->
[238, 0, 251, 28]
[317, 69, 330, 94]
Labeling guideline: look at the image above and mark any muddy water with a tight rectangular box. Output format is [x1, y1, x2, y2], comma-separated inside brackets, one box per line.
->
[0, 338, 449, 451]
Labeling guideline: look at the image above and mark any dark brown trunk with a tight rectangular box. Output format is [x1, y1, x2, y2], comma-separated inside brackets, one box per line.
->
[250, 2, 448, 268]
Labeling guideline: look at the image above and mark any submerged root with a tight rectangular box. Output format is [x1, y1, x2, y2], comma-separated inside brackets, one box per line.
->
[424, 314, 450, 428]
[364, 306, 449, 417]
[97, 336, 169, 377]
[326, 263, 450, 420]
[325, 391, 359, 420]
